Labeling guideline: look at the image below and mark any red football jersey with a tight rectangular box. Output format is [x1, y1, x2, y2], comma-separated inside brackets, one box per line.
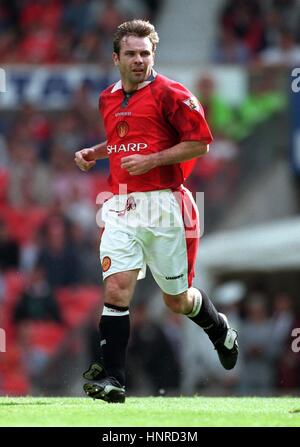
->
[99, 71, 213, 194]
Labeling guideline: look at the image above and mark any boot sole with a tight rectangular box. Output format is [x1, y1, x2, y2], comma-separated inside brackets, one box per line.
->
[83, 382, 125, 403]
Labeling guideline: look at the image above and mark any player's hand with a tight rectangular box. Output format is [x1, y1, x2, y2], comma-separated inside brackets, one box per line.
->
[120, 154, 156, 175]
[74, 148, 97, 171]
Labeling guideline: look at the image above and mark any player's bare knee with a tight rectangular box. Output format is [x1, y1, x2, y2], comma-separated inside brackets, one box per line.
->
[104, 279, 130, 306]
[163, 291, 189, 314]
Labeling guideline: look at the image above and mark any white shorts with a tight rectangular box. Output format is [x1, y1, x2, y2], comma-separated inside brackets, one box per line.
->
[99, 187, 200, 295]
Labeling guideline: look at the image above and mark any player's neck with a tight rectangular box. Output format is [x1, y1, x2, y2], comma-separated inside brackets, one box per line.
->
[121, 69, 155, 93]
[122, 80, 139, 94]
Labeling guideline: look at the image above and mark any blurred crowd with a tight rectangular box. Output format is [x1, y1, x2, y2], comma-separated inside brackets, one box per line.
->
[215, 0, 300, 66]
[187, 67, 286, 226]
[2, 0, 300, 66]
[0, 97, 109, 283]
[0, 0, 165, 397]
[0, 94, 109, 395]
[209, 283, 300, 396]
[0, 0, 162, 64]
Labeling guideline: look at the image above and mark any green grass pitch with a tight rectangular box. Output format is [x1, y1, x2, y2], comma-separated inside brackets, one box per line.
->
[0, 396, 300, 426]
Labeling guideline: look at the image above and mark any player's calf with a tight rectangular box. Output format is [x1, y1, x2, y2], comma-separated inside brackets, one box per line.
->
[163, 290, 194, 314]
[186, 288, 239, 370]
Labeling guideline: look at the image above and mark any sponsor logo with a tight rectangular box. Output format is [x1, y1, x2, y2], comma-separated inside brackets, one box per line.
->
[183, 96, 201, 112]
[165, 274, 184, 280]
[107, 142, 148, 154]
[116, 121, 129, 138]
[102, 256, 111, 272]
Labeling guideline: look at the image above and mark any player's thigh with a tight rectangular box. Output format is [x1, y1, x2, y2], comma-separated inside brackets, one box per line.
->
[145, 226, 191, 295]
[100, 226, 144, 279]
[104, 269, 140, 307]
[100, 227, 144, 305]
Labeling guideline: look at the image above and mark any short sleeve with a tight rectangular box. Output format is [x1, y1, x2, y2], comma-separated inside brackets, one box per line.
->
[163, 82, 213, 144]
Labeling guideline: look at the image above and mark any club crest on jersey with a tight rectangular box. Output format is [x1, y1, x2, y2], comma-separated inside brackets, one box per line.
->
[102, 256, 111, 272]
[183, 96, 201, 112]
[116, 121, 129, 138]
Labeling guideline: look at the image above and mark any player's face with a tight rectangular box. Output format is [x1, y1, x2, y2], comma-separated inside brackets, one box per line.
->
[113, 36, 155, 91]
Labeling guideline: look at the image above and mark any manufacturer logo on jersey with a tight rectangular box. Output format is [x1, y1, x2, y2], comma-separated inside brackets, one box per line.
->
[102, 256, 111, 272]
[107, 142, 148, 154]
[183, 96, 201, 112]
[116, 121, 129, 138]
[115, 112, 132, 117]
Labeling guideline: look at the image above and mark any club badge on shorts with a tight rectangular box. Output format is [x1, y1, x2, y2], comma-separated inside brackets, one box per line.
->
[102, 256, 111, 272]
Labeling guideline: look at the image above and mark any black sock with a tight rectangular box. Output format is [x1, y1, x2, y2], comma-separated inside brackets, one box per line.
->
[187, 289, 227, 344]
[99, 303, 130, 387]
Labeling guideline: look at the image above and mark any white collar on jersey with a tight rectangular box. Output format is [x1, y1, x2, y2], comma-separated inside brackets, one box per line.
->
[111, 70, 157, 93]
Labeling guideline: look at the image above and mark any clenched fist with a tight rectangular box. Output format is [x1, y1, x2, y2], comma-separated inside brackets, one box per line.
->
[74, 148, 96, 171]
[120, 154, 156, 175]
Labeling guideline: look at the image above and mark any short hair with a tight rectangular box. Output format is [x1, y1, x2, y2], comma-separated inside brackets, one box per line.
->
[113, 19, 159, 55]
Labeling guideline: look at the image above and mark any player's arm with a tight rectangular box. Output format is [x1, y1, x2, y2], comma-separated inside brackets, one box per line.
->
[121, 141, 208, 175]
[151, 140, 208, 166]
[74, 141, 108, 171]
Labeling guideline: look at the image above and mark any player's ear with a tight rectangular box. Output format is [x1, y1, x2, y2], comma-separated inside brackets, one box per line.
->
[112, 52, 119, 66]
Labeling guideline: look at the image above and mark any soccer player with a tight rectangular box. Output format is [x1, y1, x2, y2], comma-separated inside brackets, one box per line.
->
[74, 20, 238, 403]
